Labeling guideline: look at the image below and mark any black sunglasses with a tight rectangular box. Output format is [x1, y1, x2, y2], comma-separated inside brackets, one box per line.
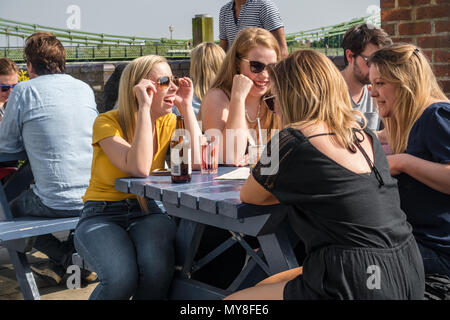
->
[0, 84, 18, 92]
[157, 76, 179, 89]
[241, 58, 271, 74]
[263, 94, 276, 112]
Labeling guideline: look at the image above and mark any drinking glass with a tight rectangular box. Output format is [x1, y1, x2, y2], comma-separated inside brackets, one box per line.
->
[201, 136, 218, 174]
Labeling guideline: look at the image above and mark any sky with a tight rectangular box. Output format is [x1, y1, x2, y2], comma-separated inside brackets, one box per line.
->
[1, 0, 380, 44]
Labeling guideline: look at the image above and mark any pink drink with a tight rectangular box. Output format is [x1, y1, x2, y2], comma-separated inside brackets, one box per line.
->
[201, 143, 218, 174]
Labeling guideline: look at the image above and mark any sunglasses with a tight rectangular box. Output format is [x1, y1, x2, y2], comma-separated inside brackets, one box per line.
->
[0, 84, 18, 92]
[241, 58, 271, 74]
[157, 76, 179, 89]
[358, 54, 370, 67]
[263, 94, 276, 112]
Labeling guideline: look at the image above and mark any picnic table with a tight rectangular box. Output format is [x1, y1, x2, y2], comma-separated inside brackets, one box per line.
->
[115, 166, 300, 299]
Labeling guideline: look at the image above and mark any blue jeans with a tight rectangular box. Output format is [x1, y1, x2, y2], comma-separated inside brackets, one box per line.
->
[9, 188, 79, 268]
[74, 199, 177, 300]
[417, 241, 450, 277]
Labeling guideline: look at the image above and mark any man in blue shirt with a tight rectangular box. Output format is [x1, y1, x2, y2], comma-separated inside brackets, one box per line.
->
[0, 32, 98, 285]
[219, 0, 289, 58]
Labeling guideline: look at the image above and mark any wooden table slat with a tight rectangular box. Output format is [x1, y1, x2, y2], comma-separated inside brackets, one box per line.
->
[117, 167, 257, 218]
[115, 179, 130, 194]
[179, 180, 242, 213]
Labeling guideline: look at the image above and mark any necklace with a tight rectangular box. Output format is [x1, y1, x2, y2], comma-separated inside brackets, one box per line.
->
[245, 103, 261, 123]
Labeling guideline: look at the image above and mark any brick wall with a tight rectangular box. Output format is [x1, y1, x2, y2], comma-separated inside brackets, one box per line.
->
[380, 0, 450, 97]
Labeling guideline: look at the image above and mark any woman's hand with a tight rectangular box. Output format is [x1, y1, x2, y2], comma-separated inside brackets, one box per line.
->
[386, 154, 405, 176]
[231, 74, 254, 102]
[174, 77, 194, 112]
[133, 79, 157, 108]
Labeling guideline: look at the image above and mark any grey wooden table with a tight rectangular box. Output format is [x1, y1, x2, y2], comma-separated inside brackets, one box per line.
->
[115, 167, 299, 299]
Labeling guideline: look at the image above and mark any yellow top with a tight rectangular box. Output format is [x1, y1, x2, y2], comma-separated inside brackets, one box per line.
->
[83, 109, 176, 202]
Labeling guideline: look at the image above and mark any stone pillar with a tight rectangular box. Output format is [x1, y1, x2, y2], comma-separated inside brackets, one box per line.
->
[380, 0, 450, 97]
[192, 14, 214, 46]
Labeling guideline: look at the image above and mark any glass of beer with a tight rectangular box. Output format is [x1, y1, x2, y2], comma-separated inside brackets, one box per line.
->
[201, 135, 218, 174]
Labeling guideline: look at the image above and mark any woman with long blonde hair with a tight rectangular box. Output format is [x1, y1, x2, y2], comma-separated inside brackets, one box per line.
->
[189, 42, 225, 119]
[226, 49, 424, 300]
[74, 55, 201, 299]
[201, 27, 281, 165]
[369, 43, 450, 277]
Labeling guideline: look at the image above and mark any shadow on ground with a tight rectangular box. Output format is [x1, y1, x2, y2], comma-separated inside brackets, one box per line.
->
[0, 231, 97, 300]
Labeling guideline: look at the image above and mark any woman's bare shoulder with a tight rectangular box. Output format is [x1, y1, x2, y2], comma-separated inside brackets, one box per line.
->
[201, 88, 230, 129]
[203, 88, 230, 104]
[202, 88, 230, 114]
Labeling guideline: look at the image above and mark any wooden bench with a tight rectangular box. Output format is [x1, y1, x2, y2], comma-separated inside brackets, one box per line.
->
[0, 152, 80, 300]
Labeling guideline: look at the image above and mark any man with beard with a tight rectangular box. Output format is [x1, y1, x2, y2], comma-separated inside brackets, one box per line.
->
[341, 24, 392, 131]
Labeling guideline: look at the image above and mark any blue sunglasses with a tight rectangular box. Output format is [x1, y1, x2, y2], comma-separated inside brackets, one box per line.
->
[0, 84, 18, 92]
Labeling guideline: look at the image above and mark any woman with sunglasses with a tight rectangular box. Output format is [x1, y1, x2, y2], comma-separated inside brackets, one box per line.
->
[74, 55, 202, 300]
[225, 50, 424, 300]
[369, 43, 450, 277]
[0, 58, 19, 123]
[201, 27, 281, 165]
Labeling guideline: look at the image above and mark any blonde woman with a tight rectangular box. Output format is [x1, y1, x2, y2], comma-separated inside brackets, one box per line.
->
[226, 50, 424, 300]
[369, 43, 450, 277]
[74, 55, 201, 299]
[201, 27, 281, 165]
[189, 42, 225, 119]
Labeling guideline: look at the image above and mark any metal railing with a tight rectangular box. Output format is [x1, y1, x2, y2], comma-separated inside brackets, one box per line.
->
[285, 14, 381, 43]
[0, 14, 380, 62]
[3, 45, 192, 63]
[0, 17, 188, 46]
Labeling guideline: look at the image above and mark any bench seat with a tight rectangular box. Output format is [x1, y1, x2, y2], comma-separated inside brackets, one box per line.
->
[0, 152, 81, 299]
[0, 217, 79, 243]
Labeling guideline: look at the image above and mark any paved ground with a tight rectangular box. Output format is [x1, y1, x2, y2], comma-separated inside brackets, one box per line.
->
[0, 231, 97, 300]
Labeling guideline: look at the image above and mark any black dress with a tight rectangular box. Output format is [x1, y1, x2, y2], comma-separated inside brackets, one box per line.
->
[252, 127, 425, 299]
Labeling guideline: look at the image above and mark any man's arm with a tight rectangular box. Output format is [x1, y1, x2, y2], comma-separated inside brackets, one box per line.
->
[219, 39, 229, 53]
[271, 27, 289, 58]
[218, 4, 228, 53]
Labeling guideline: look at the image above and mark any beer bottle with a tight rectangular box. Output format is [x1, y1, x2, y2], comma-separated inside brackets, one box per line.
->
[170, 115, 192, 183]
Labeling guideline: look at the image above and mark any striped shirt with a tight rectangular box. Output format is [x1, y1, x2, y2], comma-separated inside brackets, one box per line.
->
[219, 0, 284, 45]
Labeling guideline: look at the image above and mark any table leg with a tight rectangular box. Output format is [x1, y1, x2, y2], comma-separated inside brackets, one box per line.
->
[174, 219, 205, 279]
[8, 249, 40, 300]
[257, 224, 299, 275]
